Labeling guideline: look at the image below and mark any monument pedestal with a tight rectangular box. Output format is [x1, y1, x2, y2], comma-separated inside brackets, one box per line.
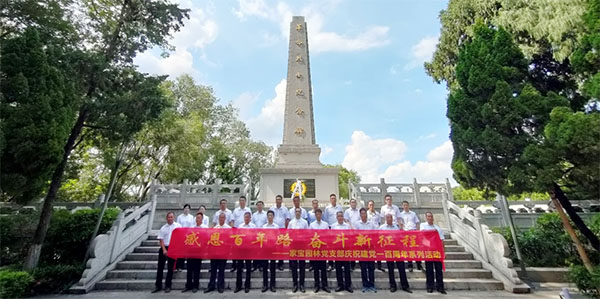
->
[260, 167, 339, 207]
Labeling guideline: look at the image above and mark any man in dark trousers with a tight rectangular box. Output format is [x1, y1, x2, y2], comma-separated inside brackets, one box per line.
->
[262, 210, 279, 292]
[421, 212, 447, 294]
[204, 213, 231, 293]
[182, 212, 207, 293]
[235, 212, 256, 293]
[309, 208, 331, 293]
[152, 212, 181, 293]
[379, 213, 412, 293]
[288, 206, 309, 293]
[330, 211, 352, 293]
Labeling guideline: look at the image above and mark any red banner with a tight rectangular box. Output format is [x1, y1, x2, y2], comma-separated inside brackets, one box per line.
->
[167, 228, 445, 262]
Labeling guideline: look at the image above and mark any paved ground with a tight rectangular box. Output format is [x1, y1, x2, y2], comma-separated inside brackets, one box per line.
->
[36, 286, 585, 299]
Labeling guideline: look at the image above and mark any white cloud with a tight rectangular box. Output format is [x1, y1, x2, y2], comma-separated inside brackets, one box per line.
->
[404, 36, 438, 70]
[321, 145, 334, 158]
[342, 131, 455, 184]
[232, 0, 390, 53]
[417, 133, 437, 141]
[232, 91, 261, 119]
[342, 131, 407, 182]
[134, 2, 218, 79]
[245, 79, 287, 146]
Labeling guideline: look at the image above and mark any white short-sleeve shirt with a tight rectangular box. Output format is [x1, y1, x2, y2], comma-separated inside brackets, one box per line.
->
[288, 217, 309, 229]
[288, 207, 308, 221]
[379, 223, 400, 230]
[176, 213, 195, 228]
[252, 210, 267, 228]
[238, 222, 257, 229]
[367, 210, 381, 227]
[309, 220, 330, 229]
[231, 206, 252, 227]
[380, 204, 401, 222]
[354, 220, 375, 230]
[269, 205, 290, 228]
[330, 222, 351, 230]
[212, 209, 232, 225]
[344, 208, 361, 227]
[420, 223, 445, 240]
[158, 222, 182, 246]
[262, 222, 280, 229]
[399, 210, 420, 231]
[324, 204, 343, 225]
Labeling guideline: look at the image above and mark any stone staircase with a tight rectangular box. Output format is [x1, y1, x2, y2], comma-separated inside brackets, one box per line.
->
[95, 233, 504, 291]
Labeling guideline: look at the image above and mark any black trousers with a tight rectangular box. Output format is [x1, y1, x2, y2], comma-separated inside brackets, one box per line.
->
[236, 260, 252, 289]
[262, 260, 277, 287]
[313, 260, 328, 288]
[406, 260, 422, 269]
[290, 260, 306, 286]
[185, 258, 202, 289]
[386, 261, 409, 289]
[208, 259, 226, 290]
[359, 261, 375, 288]
[425, 261, 444, 291]
[155, 246, 175, 289]
[176, 258, 185, 269]
[335, 261, 352, 288]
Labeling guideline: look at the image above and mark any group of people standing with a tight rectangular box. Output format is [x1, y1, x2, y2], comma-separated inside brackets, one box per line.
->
[152, 193, 446, 295]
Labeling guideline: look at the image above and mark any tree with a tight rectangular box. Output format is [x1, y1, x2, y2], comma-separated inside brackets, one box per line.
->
[326, 164, 360, 199]
[22, 0, 189, 270]
[1, 29, 78, 203]
[448, 23, 568, 195]
[571, 0, 600, 101]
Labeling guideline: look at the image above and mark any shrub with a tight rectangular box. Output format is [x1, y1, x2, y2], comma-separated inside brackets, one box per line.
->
[0, 269, 34, 298]
[0, 210, 40, 266]
[32, 264, 84, 295]
[568, 264, 600, 298]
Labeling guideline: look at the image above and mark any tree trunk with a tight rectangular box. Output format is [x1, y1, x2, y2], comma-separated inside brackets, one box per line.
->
[24, 108, 88, 271]
[553, 183, 599, 252]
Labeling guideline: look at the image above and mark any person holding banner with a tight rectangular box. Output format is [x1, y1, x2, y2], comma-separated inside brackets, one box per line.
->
[152, 212, 181, 293]
[354, 208, 376, 293]
[230, 196, 251, 273]
[399, 200, 422, 272]
[344, 198, 361, 271]
[182, 212, 207, 293]
[421, 212, 446, 294]
[269, 195, 290, 271]
[176, 204, 194, 272]
[251, 201, 267, 272]
[380, 213, 412, 293]
[261, 210, 279, 292]
[309, 208, 330, 293]
[288, 206, 309, 293]
[330, 211, 353, 293]
[235, 212, 256, 293]
[204, 213, 231, 294]
[324, 194, 342, 272]
[367, 200, 385, 273]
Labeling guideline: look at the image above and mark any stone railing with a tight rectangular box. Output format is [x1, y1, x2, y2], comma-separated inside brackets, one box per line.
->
[453, 200, 599, 229]
[69, 195, 157, 293]
[151, 179, 250, 208]
[0, 201, 144, 214]
[442, 199, 530, 293]
[349, 178, 453, 208]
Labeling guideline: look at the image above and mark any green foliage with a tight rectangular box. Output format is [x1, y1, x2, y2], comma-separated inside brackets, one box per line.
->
[571, 0, 600, 101]
[452, 186, 496, 201]
[568, 264, 600, 298]
[0, 269, 34, 298]
[0, 208, 119, 267]
[32, 264, 84, 294]
[325, 164, 361, 199]
[448, 23, 568, 195]
[0, 28, 78, 203]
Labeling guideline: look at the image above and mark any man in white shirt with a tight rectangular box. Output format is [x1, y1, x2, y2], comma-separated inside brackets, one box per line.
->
[309, 209, 330, 293]
[288, 207, 308, 293]
[324, 193, 342, 271]
[261, 210, 279, 293]
[400, 200, 422, 271]
[380, 194, 401, 225]
[251, 200, 267, 272]
[230, 196, 252, 272]
[212, 199, 232, 227]
[234, 212, 255, 293]
[204, 213, 231, 294]
[198, 205, 209, 227]
[182, 212, 207, 293]
[289, 196, 308, 221]
[307, 199, 319, 224]
[420, 212, 446, 294]
[344, 198, 361, 228]
[175, 204, 195, 271]
[269, 195, 290, 270]
[366, 200, 385, 272]
[354, 208, 376, 293]
[379, 214, 412, 294]
[152, 212, 181, 293]
[330, 211, 353, 293]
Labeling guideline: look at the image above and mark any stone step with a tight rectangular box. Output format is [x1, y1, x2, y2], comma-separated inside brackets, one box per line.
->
[115, 259, 482, 270]
[124, 251, 473, 261]
[95, 278, 503, 291]
[141, 238, 459, 247]
[106, 268, 492, 280]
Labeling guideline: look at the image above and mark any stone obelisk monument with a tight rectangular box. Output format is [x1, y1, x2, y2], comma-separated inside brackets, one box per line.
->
[260, 16, 339, 206]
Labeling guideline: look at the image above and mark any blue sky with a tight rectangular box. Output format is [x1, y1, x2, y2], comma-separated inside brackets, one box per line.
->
[135, 0, 455, 184]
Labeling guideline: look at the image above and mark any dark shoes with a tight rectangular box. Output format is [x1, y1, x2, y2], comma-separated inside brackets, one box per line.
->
[292, 285, 298, 293]
[417, 264, 423, 271]
[377, 266, 386, 272]
[314, 287, 320, 293]
[299, 285, 305, 293]
[164, 287, 171, 293]
[151, 288, 162, 293]
[245, 287, 250, 293]
[427, 289, 434, 293]
[402, 288, 413, 293]
[439, 289, 447, 294]
[192, 288, 198, 293]
[322, 287, 331, 293]
[270, 286, 276, 292]
[218, 288, 224, 293]
[390, 286, 397, 293]
[346, 287, 353, 293]
[234, 286, 242, 293]
[335, 286, 344, 292]
[261, 286, 269, 293]
[181, 288, 191, 293]
[277, 265, 284, 271]
[204, 287, 215, 293]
